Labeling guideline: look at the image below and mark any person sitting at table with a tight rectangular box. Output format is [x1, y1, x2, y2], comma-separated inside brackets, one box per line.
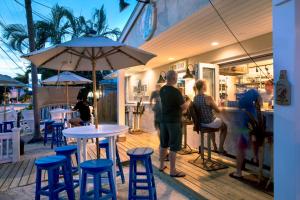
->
[77, 84, 91, 101]
[69, 97, 91, 126]
[230, 89, 267, 179]
[193, 80, 228, 154]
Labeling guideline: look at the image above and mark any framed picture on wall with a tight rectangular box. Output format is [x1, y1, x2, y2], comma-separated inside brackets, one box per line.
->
[170, 60, 187, 72]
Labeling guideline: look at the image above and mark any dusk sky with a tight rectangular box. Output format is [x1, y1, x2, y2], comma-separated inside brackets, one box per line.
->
[0, 0, 137, 78]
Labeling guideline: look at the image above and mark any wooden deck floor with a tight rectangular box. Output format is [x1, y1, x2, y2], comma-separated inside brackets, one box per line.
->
[0, 132, 273, 200]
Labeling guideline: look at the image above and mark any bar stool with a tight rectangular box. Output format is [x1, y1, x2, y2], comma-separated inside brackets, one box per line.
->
[258, 132, 273, 188]
[3, 121, 14, 132]
[35, 155, 75, 200]
[54, 145, 79, 188]
[43, 120, 55, 145]
[51, 122, 66, 149]
[127, 147, 157, 200]
[99, 139, 125, 184]
[80, 159, 116, 200]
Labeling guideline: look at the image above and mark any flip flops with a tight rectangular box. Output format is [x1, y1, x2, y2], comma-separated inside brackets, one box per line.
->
[170, 171, 186, 178]
[229, 172, 243, 180]
[159, 166, 167, 172]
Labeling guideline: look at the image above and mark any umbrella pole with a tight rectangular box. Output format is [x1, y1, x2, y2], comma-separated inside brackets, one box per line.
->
[3, 86, 6, 122]
[92, 57, 100, 159]
[66, 83, 69, 108]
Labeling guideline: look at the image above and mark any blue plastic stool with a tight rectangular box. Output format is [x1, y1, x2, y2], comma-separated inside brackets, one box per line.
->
[99, 139, 125, 184]
[35, 155, 75, 200]
[127, 147, 157, 200]
[3, 121, 14, 132]
[54, 145, 79, 188]
[51, 123, 66, 149]
[43, 120, 55, 145]
[80, 159, 117, 200]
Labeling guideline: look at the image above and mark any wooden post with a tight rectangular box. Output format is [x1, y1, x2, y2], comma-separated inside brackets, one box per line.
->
[3, 86, 7, 122]
[92, 48, 100, 159]
[66, 83, 69, 108]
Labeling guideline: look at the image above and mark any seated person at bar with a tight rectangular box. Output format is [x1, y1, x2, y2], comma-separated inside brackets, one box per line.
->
[69, 97, 91, 126]
[230, 89, 263, 178]
[259, 80, 274, 108]
[193, 80, 228, 154]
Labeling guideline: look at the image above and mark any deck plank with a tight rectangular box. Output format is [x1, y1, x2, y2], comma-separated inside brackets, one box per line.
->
[10, 159, 30, 188]
[19, 158, 35, 186]
[126, 133, 273, 200]
[27, 158, 37, 185]
[0, 161, 23, 191]
[0, 162, 16, 189]
[0, 132, 273, 200]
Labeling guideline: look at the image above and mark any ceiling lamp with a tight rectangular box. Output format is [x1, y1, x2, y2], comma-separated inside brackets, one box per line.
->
[211, 42, 219, 46]
[157, 71, 166, 84]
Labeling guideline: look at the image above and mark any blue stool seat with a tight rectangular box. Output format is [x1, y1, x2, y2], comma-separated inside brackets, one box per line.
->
[81, 159, 113, 171]
[55, 145, 77, 153]
[80, 159, 117, 200]
[51, 122, 66, 149]
[99, 139, 125, 184]
[35, 155, 75, 200]
[127, 147, 157, 200]
[55, 145, 79, 189]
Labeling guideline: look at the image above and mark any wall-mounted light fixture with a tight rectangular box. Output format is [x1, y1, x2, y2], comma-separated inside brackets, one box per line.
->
[183, 64, 195, 79]
[157, 71, 166, 84]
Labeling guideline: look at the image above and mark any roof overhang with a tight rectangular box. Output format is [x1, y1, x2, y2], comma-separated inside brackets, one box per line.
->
[121, 0, 272, 74]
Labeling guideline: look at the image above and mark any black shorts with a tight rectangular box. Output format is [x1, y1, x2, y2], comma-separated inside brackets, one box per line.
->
[160, 122, 182, 152]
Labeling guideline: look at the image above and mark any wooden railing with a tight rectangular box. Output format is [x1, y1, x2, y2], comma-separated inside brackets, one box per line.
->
[0, 128, 20, 164]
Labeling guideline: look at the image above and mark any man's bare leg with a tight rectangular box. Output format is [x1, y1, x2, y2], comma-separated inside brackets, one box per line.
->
[210, 133, 218, 151]
[159, 147, 168, 170]
[169, 151, 185, 176]
[219, 123, 227, 153]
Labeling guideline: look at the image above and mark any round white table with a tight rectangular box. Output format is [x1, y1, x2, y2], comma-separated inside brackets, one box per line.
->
[63, 124, 128, 189]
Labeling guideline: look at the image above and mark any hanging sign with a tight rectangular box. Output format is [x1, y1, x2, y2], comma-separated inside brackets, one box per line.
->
[140, 2, 157, 41]
[275, 70, 291, 105]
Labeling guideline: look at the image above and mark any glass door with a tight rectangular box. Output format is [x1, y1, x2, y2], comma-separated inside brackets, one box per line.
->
[198, 63, 219, 101]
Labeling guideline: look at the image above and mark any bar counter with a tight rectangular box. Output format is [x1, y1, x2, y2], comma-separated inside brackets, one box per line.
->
[126, 104, 273, 167]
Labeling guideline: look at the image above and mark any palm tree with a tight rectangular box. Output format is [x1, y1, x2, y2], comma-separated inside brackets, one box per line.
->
[25, 0, 41, 141]
[35, 4, 76, 45]
[1, 4, 76, 53]
[75, 5, 121, 40]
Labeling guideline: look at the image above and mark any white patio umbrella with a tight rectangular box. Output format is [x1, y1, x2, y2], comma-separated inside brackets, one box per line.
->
[0, 74, 27, 121]
[22, 36, 156, 158]
[42, 71, 92, 106]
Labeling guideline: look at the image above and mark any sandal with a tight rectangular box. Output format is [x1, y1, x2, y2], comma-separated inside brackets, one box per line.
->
[229, 172, 243, 180]
[159, 166, 167, 172]
[218, 150, 228, 156]
[170, 171, 186, 178]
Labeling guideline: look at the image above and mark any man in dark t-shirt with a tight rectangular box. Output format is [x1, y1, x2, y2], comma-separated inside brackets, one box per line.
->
[159, 70, 190, 177]
[69, 98, 91, 126]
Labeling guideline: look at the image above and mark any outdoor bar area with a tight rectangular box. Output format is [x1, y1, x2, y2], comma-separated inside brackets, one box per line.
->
[115, 0, 275, 199]
[124, 55, 274, 161]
